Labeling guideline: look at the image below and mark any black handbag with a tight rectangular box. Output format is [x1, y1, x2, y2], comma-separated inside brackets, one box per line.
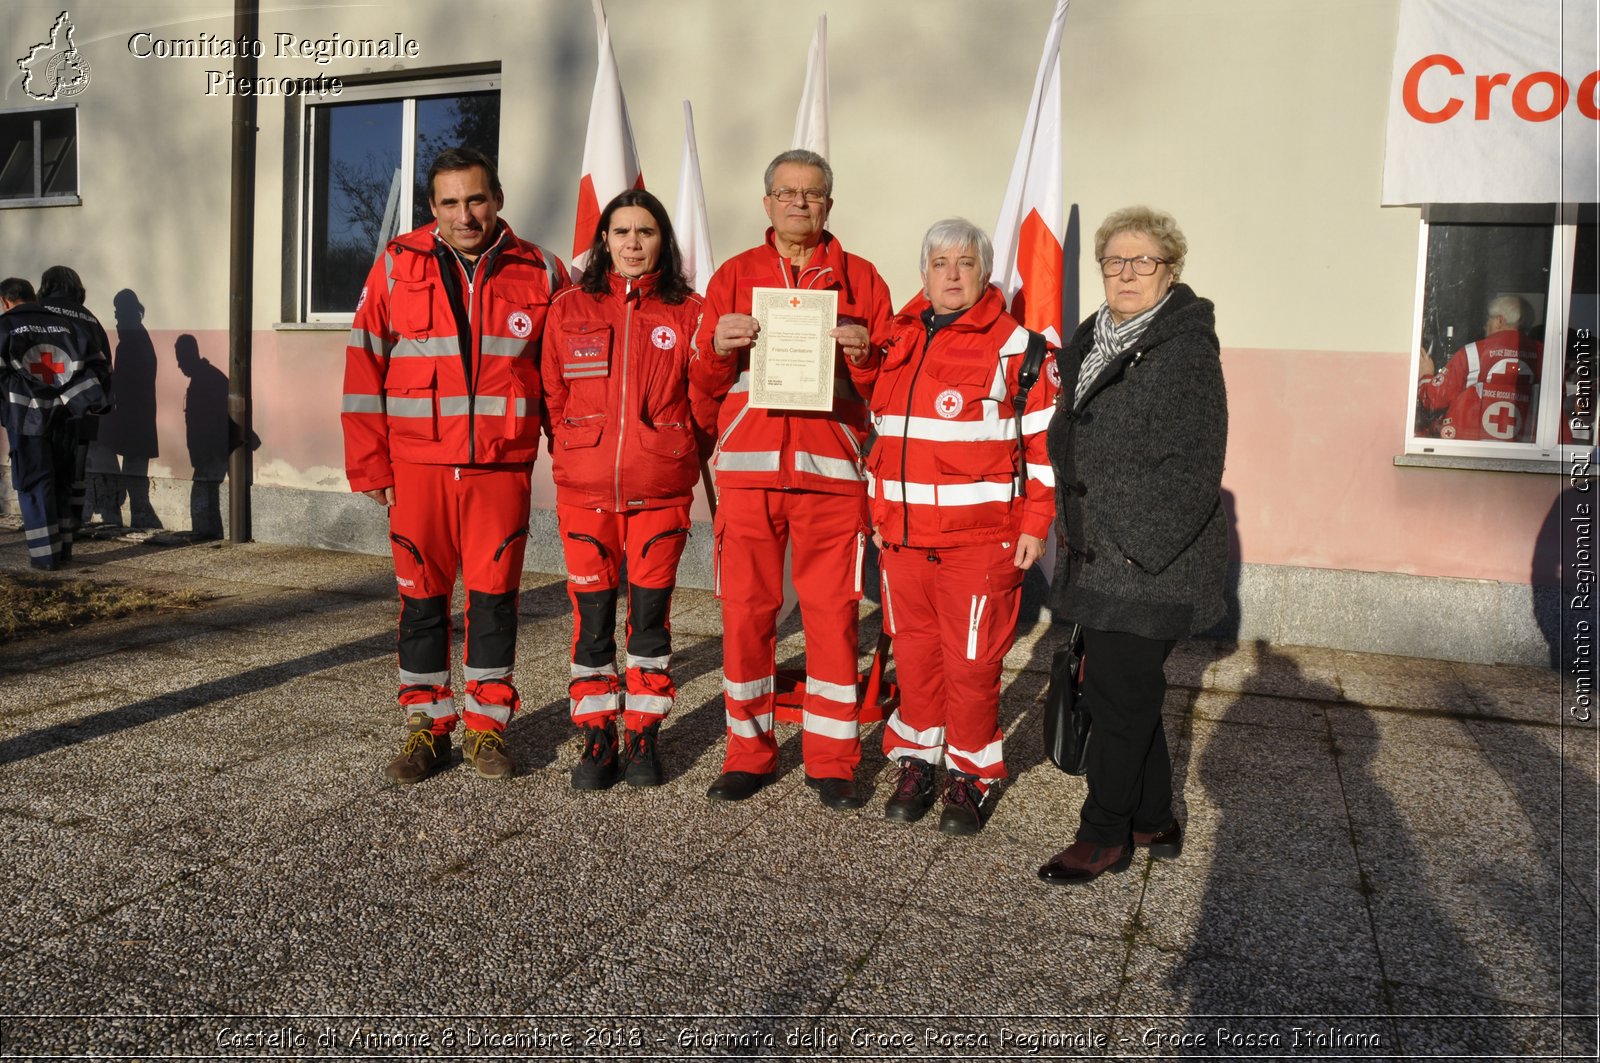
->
[1043, 624, 1090, 775]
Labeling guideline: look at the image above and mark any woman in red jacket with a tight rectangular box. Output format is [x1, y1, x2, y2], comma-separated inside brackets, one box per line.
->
[542, 189, 709, 790]
[868, 218, 1058, 835]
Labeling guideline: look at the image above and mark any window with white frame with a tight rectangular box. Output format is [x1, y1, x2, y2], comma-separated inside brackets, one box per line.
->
[303, 73, 499, 321]
[0, 106, 78, 206]
[1405, 205, 1597, 462]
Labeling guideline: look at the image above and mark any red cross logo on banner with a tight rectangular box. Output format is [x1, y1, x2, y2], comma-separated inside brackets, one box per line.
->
[27, 350, 66, 385]
[1482, 401, 1518, 440]
[789, 296, 802, 309]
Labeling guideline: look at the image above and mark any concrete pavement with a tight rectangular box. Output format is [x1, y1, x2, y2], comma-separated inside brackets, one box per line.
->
[0, 523, 1593, 1061]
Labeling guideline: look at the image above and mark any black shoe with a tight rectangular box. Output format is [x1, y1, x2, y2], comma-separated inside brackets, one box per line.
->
[805, 774, 865, 810]
[572, 720, 620, 791]
[1037, 840, 1134, 884]
[936, 771, 986, 836]
[883, 757, 936, 823]
[706, 770, 772, 802]
[622, 723, 664, 788]
[1133, 820, 1183, 860]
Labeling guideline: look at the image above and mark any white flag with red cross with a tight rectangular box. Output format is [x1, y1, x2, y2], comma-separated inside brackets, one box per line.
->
[991, 0, 1069, 345]
[571, 0, 643, 272]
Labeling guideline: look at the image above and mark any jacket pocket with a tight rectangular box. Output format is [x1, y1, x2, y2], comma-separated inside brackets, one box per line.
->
[636, 422, 694, 461]
[927, 355, 995, 389]
[627, 422, 697, 501]
[383, 358, 438, 442]
[559, 321, 612, 380]
[554, 417, 605, 450]
[392, 283, 433, 336]
[932, 441, 1017, 532]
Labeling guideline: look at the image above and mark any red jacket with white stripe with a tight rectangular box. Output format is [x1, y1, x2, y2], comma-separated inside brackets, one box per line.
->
[689, 229, 892, 495]
[1416, 328, 1542, 442]
[342, 221, 569, 493]
[867, 285, 1058, 548]
[541, 271, 710, 511]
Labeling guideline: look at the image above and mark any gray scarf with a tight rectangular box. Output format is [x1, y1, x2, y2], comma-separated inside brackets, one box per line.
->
[1073, 291, 1172, 408]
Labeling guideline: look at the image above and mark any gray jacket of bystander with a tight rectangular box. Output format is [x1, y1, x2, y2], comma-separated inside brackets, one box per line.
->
[1046, 282, 1229, 640]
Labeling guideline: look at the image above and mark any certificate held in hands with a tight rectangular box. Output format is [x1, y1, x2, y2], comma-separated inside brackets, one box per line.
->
[749, 287, 838, 411]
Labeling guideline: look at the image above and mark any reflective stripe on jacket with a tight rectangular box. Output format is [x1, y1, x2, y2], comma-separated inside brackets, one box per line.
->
[0, 302, 111, 436]
[342, 221, 569, 492]
[688, 229, 892, 495]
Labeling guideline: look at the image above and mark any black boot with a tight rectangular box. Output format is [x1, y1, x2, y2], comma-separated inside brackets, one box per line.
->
[622, 722, 664, 788]
[572, 720, 620, 791]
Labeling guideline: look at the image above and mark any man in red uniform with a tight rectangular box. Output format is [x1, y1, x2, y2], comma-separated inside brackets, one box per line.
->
[343, 147, 569, 784]
[1418, 295, 1543, 442]
[690, 149, 893, 809]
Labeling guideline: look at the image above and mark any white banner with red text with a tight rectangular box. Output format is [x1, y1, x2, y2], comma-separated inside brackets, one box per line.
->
[1383, 0, 1597, 205]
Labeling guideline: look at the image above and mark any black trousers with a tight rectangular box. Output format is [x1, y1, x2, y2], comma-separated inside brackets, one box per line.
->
[1076, 626, 1177, 846]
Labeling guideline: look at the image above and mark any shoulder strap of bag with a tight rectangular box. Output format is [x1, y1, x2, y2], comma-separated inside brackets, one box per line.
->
[1013, 329, 1048, 482]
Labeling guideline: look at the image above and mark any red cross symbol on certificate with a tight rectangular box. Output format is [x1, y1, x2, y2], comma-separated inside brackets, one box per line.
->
[789, 296, 802, 308]
[28, 352, 66, 384]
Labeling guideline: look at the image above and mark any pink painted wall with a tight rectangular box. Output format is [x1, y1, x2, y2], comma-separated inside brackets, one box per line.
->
[1220, 347, 1561, 584]
[7, 331, 1556, 589]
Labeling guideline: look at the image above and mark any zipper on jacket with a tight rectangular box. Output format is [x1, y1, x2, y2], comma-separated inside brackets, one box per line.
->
[897, 323, 935, 547]
[615, 277, 634, 510]
[465, 248, 486, 464]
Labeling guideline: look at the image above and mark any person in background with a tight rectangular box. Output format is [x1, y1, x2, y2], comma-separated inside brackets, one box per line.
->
[689, 148, 893, 810]
[542, 188, 712, 790]
[342, 147, 569, 785]
[1039, 206, 1228, 885]
[1417, 294, 1542, 442]
[867, 218, 1057, 835]
[37, 265, 112, 548]
[0, 276, 111, 569]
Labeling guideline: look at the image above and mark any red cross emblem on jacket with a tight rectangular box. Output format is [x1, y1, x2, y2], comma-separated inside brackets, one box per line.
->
[27, 351, 66, 385]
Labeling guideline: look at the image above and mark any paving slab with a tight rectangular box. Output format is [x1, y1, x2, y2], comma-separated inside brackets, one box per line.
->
[0, 529, 1592, 1061]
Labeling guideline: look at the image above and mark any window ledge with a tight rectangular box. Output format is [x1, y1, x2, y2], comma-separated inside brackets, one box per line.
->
[272, 322, 350, 332]
[1394, 453, 1567, 474]
[0, 195, 81, 209]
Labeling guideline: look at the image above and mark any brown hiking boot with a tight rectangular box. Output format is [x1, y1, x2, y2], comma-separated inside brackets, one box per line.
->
[385, 712, 452, 785]
[461, 727, 516, 781]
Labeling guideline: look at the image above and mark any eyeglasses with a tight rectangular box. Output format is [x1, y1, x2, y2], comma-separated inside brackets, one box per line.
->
[767, 187, 828, 204]
[1099, 255, 1169, 277]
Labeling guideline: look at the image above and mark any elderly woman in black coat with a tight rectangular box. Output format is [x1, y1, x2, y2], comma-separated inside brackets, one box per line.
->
[1037, 206, 1228, 885]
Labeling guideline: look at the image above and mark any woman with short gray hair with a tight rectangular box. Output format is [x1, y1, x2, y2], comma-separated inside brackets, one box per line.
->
[868, 217, 1058, 836]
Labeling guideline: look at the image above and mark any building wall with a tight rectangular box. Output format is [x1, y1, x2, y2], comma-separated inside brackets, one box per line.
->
[0, 0, 1575, 664]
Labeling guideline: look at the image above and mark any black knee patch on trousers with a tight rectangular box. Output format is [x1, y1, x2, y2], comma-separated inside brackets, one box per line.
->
[627, 584, 674, 660]
[573, 588, 618, 668]
[465, 589, 518, 669]
[398, 593, 449, 673]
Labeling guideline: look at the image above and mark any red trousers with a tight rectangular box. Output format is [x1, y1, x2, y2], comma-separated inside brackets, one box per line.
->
[557, 502, 690, 732]
[388, 462, 531, 734]
[879, 540, 1025, 789]
[715, 487, 869, 779]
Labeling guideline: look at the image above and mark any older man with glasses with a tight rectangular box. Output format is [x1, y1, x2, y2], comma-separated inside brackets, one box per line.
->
[689, 148, 893, 809]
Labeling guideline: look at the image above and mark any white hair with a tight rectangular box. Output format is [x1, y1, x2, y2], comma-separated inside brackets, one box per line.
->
[1489, 294, 1532, 332]
[919, 218, 993, 280]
